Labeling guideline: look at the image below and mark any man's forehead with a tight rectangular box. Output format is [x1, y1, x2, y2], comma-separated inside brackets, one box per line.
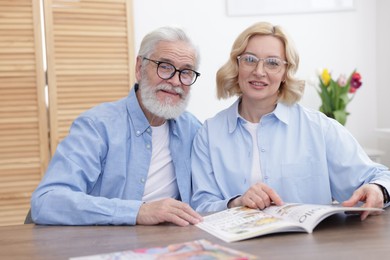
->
[153, 41, 196, 64]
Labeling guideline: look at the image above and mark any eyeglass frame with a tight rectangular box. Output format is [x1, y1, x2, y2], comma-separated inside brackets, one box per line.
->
[142, 57, 200, 86]
[237, 53, 288, 74]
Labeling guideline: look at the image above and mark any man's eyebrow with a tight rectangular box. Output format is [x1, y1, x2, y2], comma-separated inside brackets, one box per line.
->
[158, 58, 195, 69]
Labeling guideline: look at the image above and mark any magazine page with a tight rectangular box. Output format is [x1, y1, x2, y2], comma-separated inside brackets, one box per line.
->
[196, 207, 305, 243]
[69, 239, 257, 260]
[263, 203, 383, 233]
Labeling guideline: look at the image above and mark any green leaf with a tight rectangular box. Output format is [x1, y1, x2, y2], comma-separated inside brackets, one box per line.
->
[339, 93, 350, 109]
[333, 110, 349, 125]
[318, 83, 333, 114]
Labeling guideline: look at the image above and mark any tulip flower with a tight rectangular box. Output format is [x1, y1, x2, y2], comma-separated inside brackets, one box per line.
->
[314, 69, 362, 126]
[321, 69, 331, 86]
[337, 74, 347, 87]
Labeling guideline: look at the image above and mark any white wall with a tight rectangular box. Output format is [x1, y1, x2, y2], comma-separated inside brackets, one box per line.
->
[133, 0, 387, 163]
[376, 0, 390, 166]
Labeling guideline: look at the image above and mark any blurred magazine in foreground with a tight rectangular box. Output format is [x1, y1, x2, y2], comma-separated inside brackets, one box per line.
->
[196, 203, 382, 243]
[69, 239, 257, 260]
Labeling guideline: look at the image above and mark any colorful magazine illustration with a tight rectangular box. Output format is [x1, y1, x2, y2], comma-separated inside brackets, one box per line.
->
[69, 239, 257, 259]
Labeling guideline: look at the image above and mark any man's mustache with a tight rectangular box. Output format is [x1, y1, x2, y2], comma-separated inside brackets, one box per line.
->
[156, 84, 184, 97]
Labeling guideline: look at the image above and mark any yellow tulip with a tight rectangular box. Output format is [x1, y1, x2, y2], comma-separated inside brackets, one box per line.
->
[321, 69, 331, 86]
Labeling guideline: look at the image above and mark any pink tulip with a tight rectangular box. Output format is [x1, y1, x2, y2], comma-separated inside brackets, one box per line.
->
[337, 74, 347, 87]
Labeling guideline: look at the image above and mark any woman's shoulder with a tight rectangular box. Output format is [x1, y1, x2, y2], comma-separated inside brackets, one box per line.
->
[289, 103, 344, 133]
[293, 103, 332, 122]
[205, 100, 238, 125]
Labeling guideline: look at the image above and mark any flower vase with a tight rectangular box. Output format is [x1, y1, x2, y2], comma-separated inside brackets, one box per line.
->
[324, 110, 349, 126]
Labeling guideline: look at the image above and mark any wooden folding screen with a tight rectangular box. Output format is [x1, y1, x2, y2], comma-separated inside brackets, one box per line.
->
[0, 0, 49, 226]
[0, 0, 135, 226]
[44, 0, 135, 153]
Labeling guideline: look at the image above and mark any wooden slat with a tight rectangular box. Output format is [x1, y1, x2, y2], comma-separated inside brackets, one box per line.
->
[0, 0, 135, 227]
[0, 0, 49, 226]
[45, 0, 134, 153]
[0, 200, 31, 225]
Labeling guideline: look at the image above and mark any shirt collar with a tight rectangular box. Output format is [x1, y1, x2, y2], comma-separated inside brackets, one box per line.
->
[226, 98, 290, 133]
[227, 99, 242, 133]
[272, 102, 290, 125]
[126, 84, 152, 136]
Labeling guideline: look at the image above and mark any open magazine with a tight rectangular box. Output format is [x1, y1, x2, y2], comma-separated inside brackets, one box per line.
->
[69, 239, 257, 260]
[196, 203, 382, 243]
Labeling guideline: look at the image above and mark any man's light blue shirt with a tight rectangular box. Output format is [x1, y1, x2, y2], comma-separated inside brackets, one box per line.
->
[191, 99, 390, 213]
[31, 85, 201, 225]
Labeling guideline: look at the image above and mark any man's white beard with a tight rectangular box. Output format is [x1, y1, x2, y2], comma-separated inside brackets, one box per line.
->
[138, 76, 190, 119]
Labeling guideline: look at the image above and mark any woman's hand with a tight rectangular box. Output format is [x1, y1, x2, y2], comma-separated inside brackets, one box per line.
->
[228, 183, 283, 209]
[342, 183, 385, 220]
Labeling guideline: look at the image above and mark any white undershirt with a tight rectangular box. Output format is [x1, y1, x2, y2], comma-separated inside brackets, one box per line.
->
[243, 121, 263, 184]
[142, 122, 179, 202]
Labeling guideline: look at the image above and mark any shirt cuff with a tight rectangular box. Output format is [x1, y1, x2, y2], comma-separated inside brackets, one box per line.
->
[112, 199, 144, 225]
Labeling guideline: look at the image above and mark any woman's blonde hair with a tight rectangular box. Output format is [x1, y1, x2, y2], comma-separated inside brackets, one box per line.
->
[216, 21, 305, 105]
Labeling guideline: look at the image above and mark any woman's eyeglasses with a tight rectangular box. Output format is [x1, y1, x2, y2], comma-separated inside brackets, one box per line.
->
[237, 54, 287, 74]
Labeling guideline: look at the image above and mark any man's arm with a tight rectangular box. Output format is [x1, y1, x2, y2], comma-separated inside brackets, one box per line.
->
[31, 188, 143, 225]
[31, 116, 141, 225]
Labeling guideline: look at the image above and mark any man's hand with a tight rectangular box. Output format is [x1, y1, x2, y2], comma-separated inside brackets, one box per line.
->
[136, 198, 203, 226]
[342, 183, 384, 220]
[228, 183, 283, 209]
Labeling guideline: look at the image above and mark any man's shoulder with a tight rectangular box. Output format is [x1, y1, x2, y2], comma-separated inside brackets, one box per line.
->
[72, 96, 130, 132]
[81, 96, 128, 120]
[175, 111, 201, 127]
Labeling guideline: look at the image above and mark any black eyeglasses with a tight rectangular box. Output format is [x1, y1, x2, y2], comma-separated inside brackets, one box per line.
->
[143, 57, 200, 86]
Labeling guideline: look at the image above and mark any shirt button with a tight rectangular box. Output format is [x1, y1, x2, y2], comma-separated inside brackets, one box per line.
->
[141, 178, 145, 183]
[146, 144, 151, 149]
[264, 176, 269, 180]
[261, 148, 265, 152]
[147, 128, 151, 133]
[136, 130, 141, 135]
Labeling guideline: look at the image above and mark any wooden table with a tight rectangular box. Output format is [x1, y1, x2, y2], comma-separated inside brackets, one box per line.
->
[1, 209, 390, 259]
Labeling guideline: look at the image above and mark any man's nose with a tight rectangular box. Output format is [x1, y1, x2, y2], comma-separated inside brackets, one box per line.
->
[166, 71, 182, 86]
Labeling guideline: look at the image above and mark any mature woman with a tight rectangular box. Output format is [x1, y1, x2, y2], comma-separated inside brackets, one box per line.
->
[191, 21, 390, 220]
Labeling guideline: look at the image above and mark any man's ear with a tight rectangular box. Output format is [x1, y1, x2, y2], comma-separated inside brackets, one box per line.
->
[135, 56, 143, 82]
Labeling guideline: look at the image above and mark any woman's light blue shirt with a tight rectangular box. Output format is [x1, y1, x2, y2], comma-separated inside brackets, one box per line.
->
[191, 99, 390, 212]
[31, 85, 201, 225]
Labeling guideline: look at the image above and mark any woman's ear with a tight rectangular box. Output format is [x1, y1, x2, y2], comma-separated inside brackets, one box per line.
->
[278, 80, 286, 93]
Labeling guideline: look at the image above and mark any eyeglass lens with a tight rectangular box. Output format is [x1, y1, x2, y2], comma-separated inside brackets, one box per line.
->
[157, 63, 197, 86]
[237, 54, 286, 74]
[144, 58, 199, 86]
